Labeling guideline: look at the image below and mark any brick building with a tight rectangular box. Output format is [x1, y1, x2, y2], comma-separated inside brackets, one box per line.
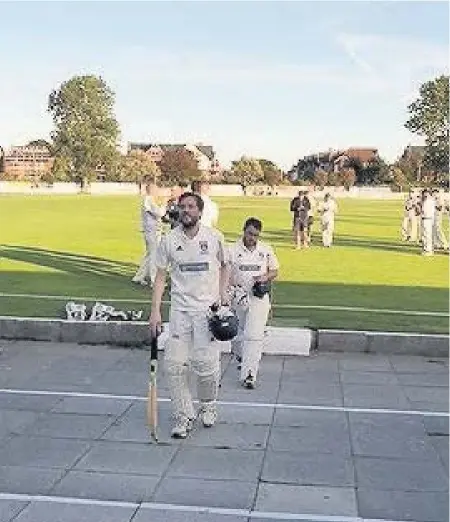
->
[2, 144, 53, 180]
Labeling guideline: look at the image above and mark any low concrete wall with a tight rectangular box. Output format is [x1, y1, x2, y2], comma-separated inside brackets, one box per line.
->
[0, 317, 448, 357]
[0, 317, 311, 355]
[318, 329, 449, 358]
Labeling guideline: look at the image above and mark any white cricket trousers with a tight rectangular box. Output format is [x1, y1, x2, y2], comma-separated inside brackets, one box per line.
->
[231, 294, 271, 381]
[134, 232, 160, 285]
[164, 309, 220, 420]
[321, 217, 335, 247]
[422, 218, 434, 254]
[433, 213, 447, 249]
[401, 212, 418, 241]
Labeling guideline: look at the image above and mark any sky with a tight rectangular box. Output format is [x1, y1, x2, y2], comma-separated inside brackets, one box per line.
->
[0, 1, 448, 170]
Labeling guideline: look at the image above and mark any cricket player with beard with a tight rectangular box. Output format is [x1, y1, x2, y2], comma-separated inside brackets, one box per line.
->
[228, 218, 279, 389]
[149, 192, 230, 438]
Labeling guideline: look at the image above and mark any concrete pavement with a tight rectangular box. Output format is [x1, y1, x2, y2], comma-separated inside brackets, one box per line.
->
[0, 340, 448, 522]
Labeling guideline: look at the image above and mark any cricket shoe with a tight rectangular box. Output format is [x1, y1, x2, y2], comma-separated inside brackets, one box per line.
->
[199, 402, 217, 428]
[243, 372, 256, 389]
[171, 414, 194, 439]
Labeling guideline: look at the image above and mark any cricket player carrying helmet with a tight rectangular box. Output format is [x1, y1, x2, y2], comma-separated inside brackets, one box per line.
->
[228, 217, 279, 389]
[149, 192, 230, 439]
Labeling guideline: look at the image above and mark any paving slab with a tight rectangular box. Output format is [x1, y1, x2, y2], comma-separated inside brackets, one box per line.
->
[255, 483, 358, 516]
[396, 371, 449, 387]
[49, 470, 159, 502]
[0, 467, 65, 495]
[0, 410, 40, 439]
[50, 396, 133, 416]
[430, 435, 450, 471]
[267, 424, 352, 455]
[423, 415, 449, 436]
[24, 412, 116, 440]
[262, 451, 355, 487]
[0, 500, 28, 522]
[357, 489, 449, 522]
[0, 436, 91, 468]
[183, 423, 269, 450]
[133, 510, 246, 522]
[74, 441, 177, 476]
[402, 385, 449, 406]
[354, 456, 449, 491]
[12, 502, 136, 522]
[153, 477, 257, 509]
[167, 447, 264, 481]
[277, 382, 343, 406]
[349, 413, 439, 460]
[342, 383, 411, 409]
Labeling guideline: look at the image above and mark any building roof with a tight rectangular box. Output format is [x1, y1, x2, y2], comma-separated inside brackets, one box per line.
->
[195, 144, 215, 160]
[343, 148, 378, 163]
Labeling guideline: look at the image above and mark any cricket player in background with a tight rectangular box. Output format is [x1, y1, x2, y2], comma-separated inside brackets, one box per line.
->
[228, 217, 279, 389]
[191, 180, 219, 228]
[421, 189, 435, 256]
[319, 193, 338, 247]
[132, 180, 166, 286]
[401, 190, 418, 242]
[431, 189, 448, 250]
[149, 192, 229, 439]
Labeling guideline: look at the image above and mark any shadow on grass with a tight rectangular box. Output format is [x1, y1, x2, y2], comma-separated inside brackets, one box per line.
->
[0, 272, 447, 333]
[1, 245, 137, 279]
[261, 229, 449, 255]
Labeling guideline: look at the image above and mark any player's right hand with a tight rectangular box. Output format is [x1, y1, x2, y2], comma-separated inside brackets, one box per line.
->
[149, 311, 162, 338]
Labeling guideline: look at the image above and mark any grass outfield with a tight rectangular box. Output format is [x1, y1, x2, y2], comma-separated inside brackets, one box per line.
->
[0, 194, 448, 334]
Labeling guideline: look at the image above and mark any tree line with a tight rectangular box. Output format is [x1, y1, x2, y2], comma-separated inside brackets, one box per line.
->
[10, 73, 450, 189]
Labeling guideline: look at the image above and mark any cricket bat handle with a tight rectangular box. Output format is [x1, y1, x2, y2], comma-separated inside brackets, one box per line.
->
[147, 335, 159, 441]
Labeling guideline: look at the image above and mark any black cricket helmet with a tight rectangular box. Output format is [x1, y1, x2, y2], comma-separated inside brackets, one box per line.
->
[252, 280, 271, 298]
[209, 306, 239, 341]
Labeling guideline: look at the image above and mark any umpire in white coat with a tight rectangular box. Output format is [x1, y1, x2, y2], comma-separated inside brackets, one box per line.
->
[228, 217, 279, 389]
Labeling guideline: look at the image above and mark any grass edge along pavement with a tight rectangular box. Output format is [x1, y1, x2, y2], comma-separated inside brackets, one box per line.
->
[0, 195, 448, 334]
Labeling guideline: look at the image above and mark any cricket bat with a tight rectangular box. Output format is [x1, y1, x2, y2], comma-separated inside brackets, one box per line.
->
[147, 334, 159, 442]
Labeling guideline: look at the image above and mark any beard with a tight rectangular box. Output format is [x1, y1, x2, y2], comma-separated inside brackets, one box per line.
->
[181, 214, 199, 229]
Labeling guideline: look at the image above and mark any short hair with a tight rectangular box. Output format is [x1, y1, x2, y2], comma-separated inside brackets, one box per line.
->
[179, 191, 204, 212]
[191, 180, 202, 194]
[244, 217, 262, 232]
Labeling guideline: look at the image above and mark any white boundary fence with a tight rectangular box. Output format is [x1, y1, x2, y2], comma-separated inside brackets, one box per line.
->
[0, 181, 407, 199]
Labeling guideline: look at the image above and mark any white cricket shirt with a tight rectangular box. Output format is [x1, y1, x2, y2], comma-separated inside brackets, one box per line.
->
[228, 239, 279, 293]
[141, 195, 166, 234]
[156, 224, 228, 311]
[200, 195, 219, 228]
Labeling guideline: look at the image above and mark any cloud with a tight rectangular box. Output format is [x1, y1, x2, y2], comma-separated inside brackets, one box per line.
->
[335, 32, 449, 100]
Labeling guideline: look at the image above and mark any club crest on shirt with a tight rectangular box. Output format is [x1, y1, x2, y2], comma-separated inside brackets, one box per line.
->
[199, 241, 209, 254]
[259, 252, 265, 259]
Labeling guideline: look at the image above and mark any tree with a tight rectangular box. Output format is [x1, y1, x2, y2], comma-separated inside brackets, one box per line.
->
[313, 169, 328, 189]
[48, 75, 120, 189]
[26, 139, 53, 151]
[258, 159, 282, 186]
[346, 157, 364, 184]
[159, 148, 201, 186]
[328, 171, 340, 187]
[50, 155, 71, 181]
[405, 75, 449, 175]
[390, 167, 409, 192]
[120, 150, 160, 183]
[230, 156, 263, 187]
[339, 168, 356, 190]
[361, 157, 390, 185]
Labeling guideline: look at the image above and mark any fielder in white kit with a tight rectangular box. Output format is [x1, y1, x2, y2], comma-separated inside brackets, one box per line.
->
[149, 192, 230, 438]
[228, 217, 279, 388]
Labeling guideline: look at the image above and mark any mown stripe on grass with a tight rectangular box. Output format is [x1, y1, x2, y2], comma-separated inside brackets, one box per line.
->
[0, 292, 447, 317]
